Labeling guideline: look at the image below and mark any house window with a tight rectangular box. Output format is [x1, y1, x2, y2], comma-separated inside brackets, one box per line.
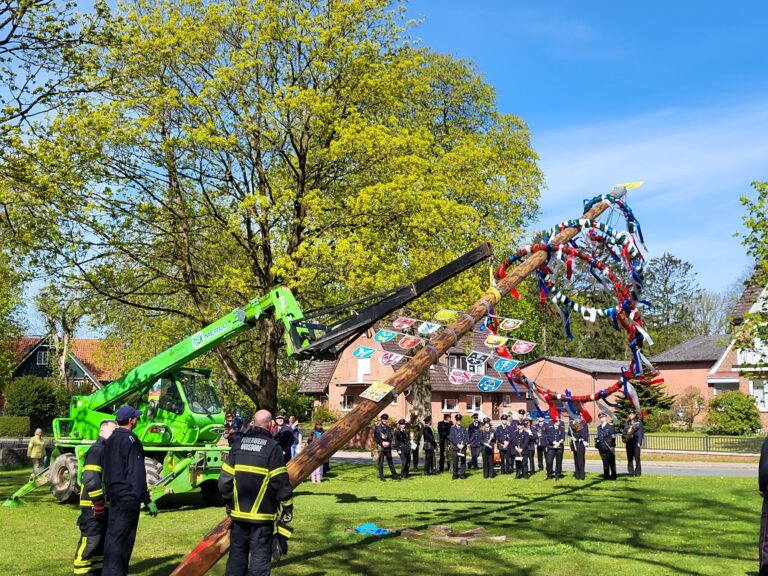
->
[752, 380, 768, 412]
[467, 395, 482, 412]
[502, 394, 512, 406]
[448, 354, 467, 371]
[72, 379, 85, 388]
[341, 394, 354, 412]
[36, 350, 49, 366]
[442, 397, 459, 412]
[391, 394, 399, 406]
[467, 361, 485, 376]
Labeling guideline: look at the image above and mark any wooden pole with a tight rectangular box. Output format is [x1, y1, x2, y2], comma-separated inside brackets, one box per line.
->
[170, 194, 618, 576]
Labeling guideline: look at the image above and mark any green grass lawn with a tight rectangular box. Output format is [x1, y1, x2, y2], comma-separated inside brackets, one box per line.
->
[0, 464, 761, 576]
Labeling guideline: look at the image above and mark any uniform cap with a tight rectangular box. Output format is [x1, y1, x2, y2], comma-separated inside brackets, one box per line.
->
[398, 418, 407, 425]
[517, 409, 526, 415]
[482, 417, 491, 424]
[116, 405, 142, 422]
[500, 414, 508, 420]
[424, 416, 432, 423]
[275, 413, 286, 420]
[454, 414, 463, 421]
[380, 413, 389, 420]
[598, 412, 607, 418]
[472, 413, 479, 418]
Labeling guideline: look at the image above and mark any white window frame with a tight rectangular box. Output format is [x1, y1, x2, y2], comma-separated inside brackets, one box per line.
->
[356, 358, 371, 383]
[751, 379, 768, 412]
[448, 354, 467, 371]
[341, 394, 354, 412]
[442, 397, 459, 412]
[72, 378, 85, 387]
[467, 361, 485, 376]
[467, 395, 482, 412]
[36, 350, 49, 366]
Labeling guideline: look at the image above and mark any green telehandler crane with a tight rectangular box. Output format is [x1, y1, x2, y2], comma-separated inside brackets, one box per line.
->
[4, 243, 492, 507]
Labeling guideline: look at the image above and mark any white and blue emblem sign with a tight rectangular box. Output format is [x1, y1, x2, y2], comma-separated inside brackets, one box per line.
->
[477, 377, 502, 392]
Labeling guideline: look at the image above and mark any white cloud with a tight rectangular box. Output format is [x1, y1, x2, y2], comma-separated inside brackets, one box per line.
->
[531, 99, 768, 291]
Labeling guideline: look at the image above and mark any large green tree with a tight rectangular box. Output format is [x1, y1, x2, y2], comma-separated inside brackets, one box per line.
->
[16, 0, 543, 410]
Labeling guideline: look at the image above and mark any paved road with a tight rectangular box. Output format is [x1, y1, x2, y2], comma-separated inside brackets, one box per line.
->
[330, 451, 757, 477]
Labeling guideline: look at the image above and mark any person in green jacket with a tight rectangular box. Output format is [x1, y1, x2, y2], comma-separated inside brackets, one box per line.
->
[27, 428, 45, 479]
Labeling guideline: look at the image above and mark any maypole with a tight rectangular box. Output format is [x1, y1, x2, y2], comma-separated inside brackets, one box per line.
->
[170, 189, 625, 576]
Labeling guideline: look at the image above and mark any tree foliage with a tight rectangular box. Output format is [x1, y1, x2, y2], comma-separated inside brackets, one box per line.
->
[642, 253, 702, 353]
[706, 391, 761, 436]
[669, 386, 705, 431]
[3, 376, 60, 431]
[14, 0, 543, 410]
[614, 380, 674, 432]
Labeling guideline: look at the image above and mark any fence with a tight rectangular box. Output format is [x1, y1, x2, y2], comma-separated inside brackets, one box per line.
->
[614, 434, 763, 454]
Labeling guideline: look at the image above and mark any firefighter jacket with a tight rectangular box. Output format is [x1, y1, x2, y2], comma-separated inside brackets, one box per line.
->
[79, 438, 106, 510]
[218, 426, 293, 524]
[103, 427, 151, 504]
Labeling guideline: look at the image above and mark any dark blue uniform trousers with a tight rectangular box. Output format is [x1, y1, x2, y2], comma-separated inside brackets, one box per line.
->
[760, 497, 768, 576]
[227, 521, 274, 576]
[102, 499, 140, 576]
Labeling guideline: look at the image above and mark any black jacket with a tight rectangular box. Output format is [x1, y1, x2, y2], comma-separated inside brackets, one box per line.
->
[103, 427, 151, 504]
[511, 428, 529, 453]
[374, 423, 394, 451]
[449, 425, 468, 450]
[79, 438, 106, 510]
[422, 426, 436, 451]
[468, 421, 481, 440]
[480, 428, 496, 451]
[546, 424, 566, 447]
[494, 424, 512, 449]
[437, 420, 452, 440]
[760, 436, 768, 494]
[273, 425, 295, 461]
[596, 423, 616, 452]
[569, 423, 589, 449]
[623, 419, 644, 443]
[535, 423, 549, 446]
[394, 428, 410, 452]
[219, 426, 293, 524]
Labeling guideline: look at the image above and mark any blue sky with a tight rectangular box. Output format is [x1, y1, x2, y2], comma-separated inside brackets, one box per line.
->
[406, 0, 768, 292]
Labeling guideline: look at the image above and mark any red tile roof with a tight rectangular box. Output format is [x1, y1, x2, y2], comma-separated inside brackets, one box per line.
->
[11, 336, 42, 365]
[70, 339, 124, 383]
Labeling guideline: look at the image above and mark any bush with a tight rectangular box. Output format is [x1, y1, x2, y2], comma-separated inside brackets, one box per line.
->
[706, 391, 761, 436]
[3, 377, 60, 432]
[0, 416, 30, 436]
[643, 408, 670, 433]
[312, 404, 341, 424]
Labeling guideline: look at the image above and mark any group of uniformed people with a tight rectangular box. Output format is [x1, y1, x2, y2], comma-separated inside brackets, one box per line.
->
[373, 408, 645, 483]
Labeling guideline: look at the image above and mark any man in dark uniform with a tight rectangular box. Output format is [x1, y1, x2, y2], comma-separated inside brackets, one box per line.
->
[596, 412, 617, 480]
[102, 406, 158, 576]
[758, 433, 768, 576]
[479, 417, 496, 479]
[524, 419, 536, 474]
[494, 414, 512, 474]
[422, 416, 436, 475]
[467, 413, 481, 470]
[374, 414, 399, 481]
[623, 409, 644, 476]
[394, 419, 411, 478]
[437, 414, 452, 473]
[512, 420, 530, 479]
[219, 409, 294, 576]
[546, 416, 566, 479]
[534, 417, 548, 472]
[73, 419, 117, 576]
[272, 414, 295, 463]
[448, 414, 468, 479]
[569, 417, 589, 481]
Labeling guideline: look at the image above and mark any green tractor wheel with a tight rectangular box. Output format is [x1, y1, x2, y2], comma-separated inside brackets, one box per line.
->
[50, 453, 79, 504]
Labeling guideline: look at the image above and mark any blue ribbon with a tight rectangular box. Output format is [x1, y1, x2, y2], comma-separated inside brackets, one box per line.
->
[563, 301, 574, 340]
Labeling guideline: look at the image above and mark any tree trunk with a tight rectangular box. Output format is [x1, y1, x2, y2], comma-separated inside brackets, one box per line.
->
[409, 370, 431, 443]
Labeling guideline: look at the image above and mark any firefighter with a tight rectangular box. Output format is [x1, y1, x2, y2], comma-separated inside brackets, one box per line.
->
[73, 419, 117, 576]
[102, 406, 158, 576]
[219, 409, 294, 576]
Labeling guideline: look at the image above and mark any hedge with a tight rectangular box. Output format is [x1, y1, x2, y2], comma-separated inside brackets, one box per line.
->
[0, 416, 31, 437]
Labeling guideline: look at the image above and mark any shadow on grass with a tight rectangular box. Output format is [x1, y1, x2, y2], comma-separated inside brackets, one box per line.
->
[288, 463, 759, 575]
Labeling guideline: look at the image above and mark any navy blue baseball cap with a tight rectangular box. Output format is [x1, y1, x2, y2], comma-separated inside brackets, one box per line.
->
[116, 405, 142, 422]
